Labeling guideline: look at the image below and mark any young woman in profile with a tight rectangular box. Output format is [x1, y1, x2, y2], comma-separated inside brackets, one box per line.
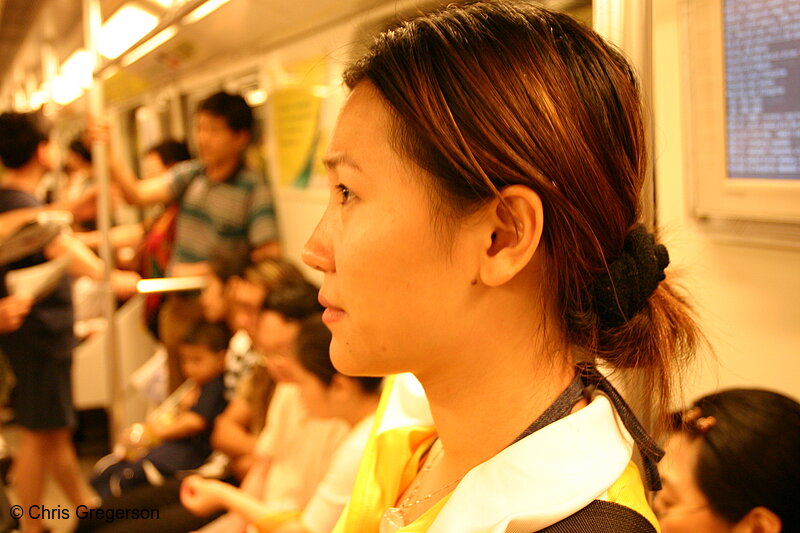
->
[302, 2, 699, 532]
[655, 389, 799, 533]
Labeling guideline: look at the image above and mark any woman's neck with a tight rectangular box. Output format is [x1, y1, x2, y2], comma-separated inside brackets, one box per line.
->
[420, 346, 576, 475]
[399, 333, 577, 525]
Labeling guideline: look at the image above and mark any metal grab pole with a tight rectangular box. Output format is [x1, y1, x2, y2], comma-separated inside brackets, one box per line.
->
[83, 0, 124, 445]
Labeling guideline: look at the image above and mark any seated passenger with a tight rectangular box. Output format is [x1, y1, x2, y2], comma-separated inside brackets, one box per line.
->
[223, 258, 306, 394]
[655, 388, 799, 533]
[181, 314, 381, 533]
[90, 321, 230, 500]
[76, 281, 327, 533]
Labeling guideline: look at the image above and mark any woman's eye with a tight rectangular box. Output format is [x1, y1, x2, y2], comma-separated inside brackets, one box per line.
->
[336, 183, 354, 204]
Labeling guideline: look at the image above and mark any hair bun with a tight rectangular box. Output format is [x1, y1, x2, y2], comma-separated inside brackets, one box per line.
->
[589, 225, 669, 328]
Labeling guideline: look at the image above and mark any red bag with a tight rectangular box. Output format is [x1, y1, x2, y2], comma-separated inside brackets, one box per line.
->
[138, 203, 179, 321]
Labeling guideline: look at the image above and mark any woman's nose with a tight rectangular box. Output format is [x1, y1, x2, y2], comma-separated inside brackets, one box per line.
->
[303, 214, 335, 273]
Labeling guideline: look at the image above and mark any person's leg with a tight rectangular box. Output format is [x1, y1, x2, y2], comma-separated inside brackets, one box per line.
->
[12, 429, 49, 533]
[76, 480, 182, 532]
[47, 428, 94, 507]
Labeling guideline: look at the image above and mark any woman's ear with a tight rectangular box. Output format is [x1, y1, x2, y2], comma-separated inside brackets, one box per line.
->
[476, 185, 544, 287]
[734, 507, 782, 533]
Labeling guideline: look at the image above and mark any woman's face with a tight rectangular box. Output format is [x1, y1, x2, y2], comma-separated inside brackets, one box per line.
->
[655, 432, 733, 533]
[303, 83, 479, 377]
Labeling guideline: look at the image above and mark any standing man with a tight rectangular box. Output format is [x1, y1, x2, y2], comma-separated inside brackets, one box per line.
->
[105, 92, 280, 391]
[0, 111, 139, 533]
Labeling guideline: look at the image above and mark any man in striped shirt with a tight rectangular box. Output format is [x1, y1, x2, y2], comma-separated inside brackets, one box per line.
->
[108, 91, 280, 391]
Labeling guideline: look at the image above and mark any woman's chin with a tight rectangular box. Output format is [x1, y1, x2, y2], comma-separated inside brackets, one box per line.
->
[330, 343, 388, 378]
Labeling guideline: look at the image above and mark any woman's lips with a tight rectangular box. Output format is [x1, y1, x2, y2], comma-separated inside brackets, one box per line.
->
[319, 293, 345, 324]
[322, 306, 345, 324]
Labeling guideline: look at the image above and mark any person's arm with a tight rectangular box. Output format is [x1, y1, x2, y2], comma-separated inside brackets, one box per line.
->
[86, 122, 173, 206]
[75, 223, 145, 250]
[108, 152, 172, 206]
[180, 475, 298, 528]
[148, 409, 207, 441]
[0, 208, 42, 242]
[43, 233, 140, 298]
[211, 396, 257, 458]
[0, 295, 32, 333]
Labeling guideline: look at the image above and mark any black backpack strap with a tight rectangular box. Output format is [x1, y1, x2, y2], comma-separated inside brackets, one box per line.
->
[535, 500, 657, 533]
[577, 363, 664, 491]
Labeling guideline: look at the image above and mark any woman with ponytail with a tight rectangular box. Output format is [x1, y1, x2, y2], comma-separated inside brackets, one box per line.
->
[302, 2, 700, 532]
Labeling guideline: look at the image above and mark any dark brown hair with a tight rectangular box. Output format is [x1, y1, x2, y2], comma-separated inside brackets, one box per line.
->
[297, 315, 383, 393]
[181, 321, 232, 354]
[0, 111, 51, 169]
[146, 139, 190, 167]
[198, 91, 253, 133]
[344, 1, 698, 424]
[679, 389, 800, 528]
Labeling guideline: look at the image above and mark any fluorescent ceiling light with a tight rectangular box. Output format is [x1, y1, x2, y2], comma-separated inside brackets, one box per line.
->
[61, 49, 93, 89]
[150, 0, 191, 8]
[244, 88, 267, 107]
[99, 4, 159, 59]
[52, 75, 83, 105]
[184, 0, 231, 24]
[30, 89, 49, 109]
[122, 25, 178, 66]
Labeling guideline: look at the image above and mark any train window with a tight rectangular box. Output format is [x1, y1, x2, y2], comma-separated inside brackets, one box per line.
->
[682, 0, 800, 246]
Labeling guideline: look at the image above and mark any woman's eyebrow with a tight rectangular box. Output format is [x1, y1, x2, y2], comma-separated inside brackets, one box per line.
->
[322, 152, 361, 172]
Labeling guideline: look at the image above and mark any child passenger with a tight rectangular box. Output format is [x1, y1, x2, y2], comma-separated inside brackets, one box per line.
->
[90, 321, 230, 500]
[180, 314, 381, 533]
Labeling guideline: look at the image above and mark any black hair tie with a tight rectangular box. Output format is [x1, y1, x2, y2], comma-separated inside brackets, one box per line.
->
[589, 225, 669, 329]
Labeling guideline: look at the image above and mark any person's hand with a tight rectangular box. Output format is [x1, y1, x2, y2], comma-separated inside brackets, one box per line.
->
[110, 269, 141, 300]
[171, 261, 213, 278]
[67, 187, 99, 222]
[180, 475, 227, 517]
[178, 384, 201, 410]
[85, 117, 111, 146]
[0, 295, 32, 333]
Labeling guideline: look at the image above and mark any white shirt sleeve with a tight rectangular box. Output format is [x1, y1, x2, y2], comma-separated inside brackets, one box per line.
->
[254, 383, 300, 459]
[299, 415, 375, 533]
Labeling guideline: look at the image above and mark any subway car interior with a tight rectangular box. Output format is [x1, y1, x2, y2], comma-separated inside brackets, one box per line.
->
[0, 0, 798, 532]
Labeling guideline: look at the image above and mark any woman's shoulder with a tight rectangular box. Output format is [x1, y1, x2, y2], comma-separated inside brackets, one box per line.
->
[598, 460, 659, 530]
